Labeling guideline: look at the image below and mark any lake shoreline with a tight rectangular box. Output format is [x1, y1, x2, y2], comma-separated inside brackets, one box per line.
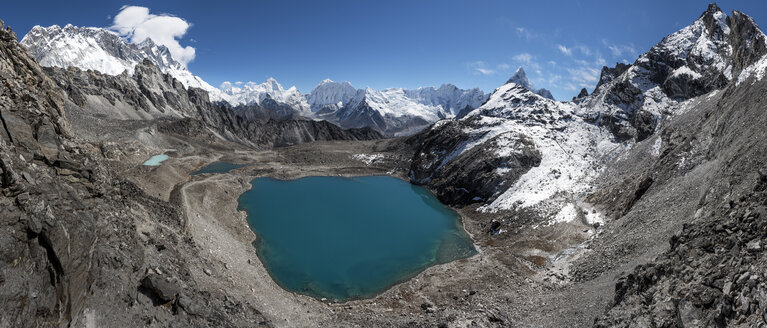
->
[126, 139, 605, 327]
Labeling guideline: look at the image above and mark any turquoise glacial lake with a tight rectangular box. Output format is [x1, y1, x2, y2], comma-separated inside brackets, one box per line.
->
[142, 154, 169, 166]
[192, 161, 250, 175]
[237, 176, 476, 301]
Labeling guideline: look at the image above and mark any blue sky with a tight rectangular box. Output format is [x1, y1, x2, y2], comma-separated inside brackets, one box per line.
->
[1, 1, 765, 100]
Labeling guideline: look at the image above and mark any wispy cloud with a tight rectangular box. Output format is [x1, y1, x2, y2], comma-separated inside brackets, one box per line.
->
[557, 45, 572, 56]
[566, 67, 600, 84]
[602, 40, 637, 58]
[513, 53, 533, 64]
[476, 68, 495, 75]
[469, 61, 495, 75]
[576, 45, 591, 56]
[515, 27, 535, 40]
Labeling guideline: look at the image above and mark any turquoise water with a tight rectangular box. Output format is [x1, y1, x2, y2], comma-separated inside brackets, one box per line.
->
[237, 176, 476, 301]
[142, 154, 169, 166]
[192, 161, 250, 175]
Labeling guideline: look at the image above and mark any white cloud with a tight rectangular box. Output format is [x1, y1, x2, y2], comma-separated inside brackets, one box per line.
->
[557, 45, 572, 56]
[112, 6, 196, 66]
[498, 63, 511, 70]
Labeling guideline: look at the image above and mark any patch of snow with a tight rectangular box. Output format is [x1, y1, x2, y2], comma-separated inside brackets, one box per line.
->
[352, 154, 383, 165]
[737, 54, 767, 86]
[584, 210, 604, 225]
[672, 66, 703, 79]
[551, 203, 578, 224]
[651, 137, 662, 157]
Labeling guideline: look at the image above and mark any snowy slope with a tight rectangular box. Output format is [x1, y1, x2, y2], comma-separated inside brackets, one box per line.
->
[411, 5, 767, 221]
[20, 24, 225, 101]
[306, 79, 358, 112]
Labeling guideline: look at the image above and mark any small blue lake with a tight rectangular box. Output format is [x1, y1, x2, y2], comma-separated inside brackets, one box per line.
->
[192, 161, 251, 175]
[237, 176, 476, 301]
[143, 154, 169, 166]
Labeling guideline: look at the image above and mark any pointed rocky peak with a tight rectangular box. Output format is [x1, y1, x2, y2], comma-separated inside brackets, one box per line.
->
[504, 67, 555, 100]
[506, 67, 532, 89]
[699, 3, 723, 19]
[572, 88, 589, 103]
[0, 19, 16, 41]
[536, 88, 554, 100]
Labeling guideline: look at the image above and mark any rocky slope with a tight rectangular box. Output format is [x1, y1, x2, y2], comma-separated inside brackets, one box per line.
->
[42, 58, 381, 148]
[0, 19, 271, 327]
[589, 58, 767, 327]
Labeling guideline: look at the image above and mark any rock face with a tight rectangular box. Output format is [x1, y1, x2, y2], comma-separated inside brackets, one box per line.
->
[408, 117, 542, 206]
[407, 79, 616, 213]
[44, 60, 203, 119]
[0, 19, 270, 327]
[580, 4, 767, 142]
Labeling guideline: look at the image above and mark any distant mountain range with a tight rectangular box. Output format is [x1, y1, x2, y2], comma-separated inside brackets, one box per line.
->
[20, 24, 487, 135]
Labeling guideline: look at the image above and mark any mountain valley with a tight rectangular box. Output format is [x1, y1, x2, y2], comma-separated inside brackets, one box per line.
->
[1, 3, 767, 328]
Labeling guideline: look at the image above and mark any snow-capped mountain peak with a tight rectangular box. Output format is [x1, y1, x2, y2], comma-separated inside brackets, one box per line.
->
[20, 24, 224, 101]
[220, 78, 311, 113]
[505, 67, 554, 100]
[307, 79, 358, 111]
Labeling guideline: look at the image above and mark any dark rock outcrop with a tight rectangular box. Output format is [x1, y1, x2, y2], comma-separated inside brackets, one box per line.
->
[572, 88, 589, 103]
[407, 117, 542, 206]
